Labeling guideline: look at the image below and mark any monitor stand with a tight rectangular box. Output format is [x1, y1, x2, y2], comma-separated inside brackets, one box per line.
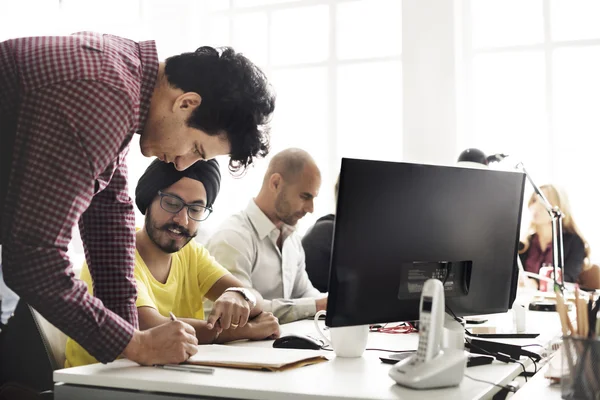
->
[443, 313, 466, 351]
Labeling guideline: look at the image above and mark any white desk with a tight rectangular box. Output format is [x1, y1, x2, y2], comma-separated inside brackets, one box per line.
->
[509, 364, 561, 400]
[54, 310, 561, 400]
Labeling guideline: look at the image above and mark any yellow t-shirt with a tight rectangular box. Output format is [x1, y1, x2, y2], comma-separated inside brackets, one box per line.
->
[64, 240, 229, 367]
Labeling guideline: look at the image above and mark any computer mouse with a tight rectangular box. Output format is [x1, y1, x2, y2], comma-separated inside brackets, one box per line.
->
[272, 334, 324, 350]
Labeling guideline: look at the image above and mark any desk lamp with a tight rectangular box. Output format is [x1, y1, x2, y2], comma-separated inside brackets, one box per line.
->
[457, 148, 509, 167]
[515, 162, 565, 294]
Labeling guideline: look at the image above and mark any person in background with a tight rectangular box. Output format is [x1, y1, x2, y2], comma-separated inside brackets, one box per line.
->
[301, 176, 339, 293]
[456, 148, 508, 169]
[519, 184, 590, 288]
[65, 159, 280, 367]
[206, 148, 327, 324]
[0, 32, 275, 367]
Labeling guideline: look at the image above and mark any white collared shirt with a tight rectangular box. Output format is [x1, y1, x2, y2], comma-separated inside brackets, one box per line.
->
[205, 200, 322, 323]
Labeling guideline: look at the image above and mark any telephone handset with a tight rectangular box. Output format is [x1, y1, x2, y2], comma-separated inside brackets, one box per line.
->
[389, 279, 466, 389]
[415, 279, 445, 364]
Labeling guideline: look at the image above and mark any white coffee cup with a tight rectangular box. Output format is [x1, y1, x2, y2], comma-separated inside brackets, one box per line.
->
[512, 302, 527, 333]
[313, 310, 369, 358]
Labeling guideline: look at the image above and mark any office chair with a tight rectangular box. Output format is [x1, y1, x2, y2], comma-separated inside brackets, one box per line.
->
[579, 263, 600, 290]
[0, 301, 67, 397]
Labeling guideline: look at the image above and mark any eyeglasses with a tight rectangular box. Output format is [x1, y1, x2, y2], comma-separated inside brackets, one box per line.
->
[158, 191, 212, 222]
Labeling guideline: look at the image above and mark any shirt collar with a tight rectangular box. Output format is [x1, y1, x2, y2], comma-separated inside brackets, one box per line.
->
[136, 40, 158, 134]
[245, 199, 296, 240]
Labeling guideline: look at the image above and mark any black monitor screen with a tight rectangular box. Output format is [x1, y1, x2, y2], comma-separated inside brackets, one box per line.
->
[326, 158, 526, 327]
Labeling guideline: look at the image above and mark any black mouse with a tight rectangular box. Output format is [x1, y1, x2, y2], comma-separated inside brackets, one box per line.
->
[272, 334, 324, 350]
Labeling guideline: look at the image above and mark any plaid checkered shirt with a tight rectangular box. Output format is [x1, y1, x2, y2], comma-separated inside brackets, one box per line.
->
[0, 32, 158, 363]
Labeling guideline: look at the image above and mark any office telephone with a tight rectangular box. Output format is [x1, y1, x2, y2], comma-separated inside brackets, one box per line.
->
[388, 279, 467, 389]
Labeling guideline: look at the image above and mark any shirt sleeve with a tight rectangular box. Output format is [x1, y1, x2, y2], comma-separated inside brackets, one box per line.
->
[1, 80, 136, 364]
[79, 159, 138, 353]
[265, 298, 318, 324]
[206, 230, 318, 324]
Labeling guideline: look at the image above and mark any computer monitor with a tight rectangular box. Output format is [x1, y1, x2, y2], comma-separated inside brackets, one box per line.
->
[326, 158, 526, 327]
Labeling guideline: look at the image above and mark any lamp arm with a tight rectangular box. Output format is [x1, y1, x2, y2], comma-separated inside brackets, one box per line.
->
[515, 162, 565, 291]
[516, 163, 554, 214]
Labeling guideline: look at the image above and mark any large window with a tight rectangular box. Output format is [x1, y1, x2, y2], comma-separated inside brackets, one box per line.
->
[464, 0, 600, 255]
[6, 1, 595, 261]
[0, 0, 402, 243]
[198, 0, 403, 237]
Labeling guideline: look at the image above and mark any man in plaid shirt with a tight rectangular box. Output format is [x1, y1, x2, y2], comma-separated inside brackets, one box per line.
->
[0, 32, 275, 366]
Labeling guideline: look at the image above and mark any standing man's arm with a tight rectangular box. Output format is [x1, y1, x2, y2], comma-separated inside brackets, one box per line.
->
[1, 81, 135, 363]
[78, 159, 139, 358]
[1, 80, 196, 364]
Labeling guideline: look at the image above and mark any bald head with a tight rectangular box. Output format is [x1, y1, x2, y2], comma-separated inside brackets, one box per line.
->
[256, 148, 321, 226]
[263, 148, 320, 186]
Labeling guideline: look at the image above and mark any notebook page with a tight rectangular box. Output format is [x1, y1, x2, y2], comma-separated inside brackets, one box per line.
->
[188, 344, 325, 368]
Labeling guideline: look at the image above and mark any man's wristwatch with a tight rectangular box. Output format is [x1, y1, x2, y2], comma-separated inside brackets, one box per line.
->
[224, 287, 257, 309]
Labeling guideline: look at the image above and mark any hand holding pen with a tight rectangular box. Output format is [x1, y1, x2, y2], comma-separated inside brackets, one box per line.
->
[157, 312, 214, 374]
[122, 312, 198, 366]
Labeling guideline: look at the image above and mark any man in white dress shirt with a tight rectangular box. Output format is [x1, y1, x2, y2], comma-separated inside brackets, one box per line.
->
[206, 148, 327, 323]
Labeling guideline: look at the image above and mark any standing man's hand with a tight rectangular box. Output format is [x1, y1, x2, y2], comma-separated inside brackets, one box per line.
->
[123, 320, 198, 365]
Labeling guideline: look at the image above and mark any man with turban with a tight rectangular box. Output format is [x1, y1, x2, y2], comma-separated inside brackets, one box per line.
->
[65, 159, 280, 367]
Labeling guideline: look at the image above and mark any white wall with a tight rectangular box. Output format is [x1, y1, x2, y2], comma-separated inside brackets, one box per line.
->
[402, 0, 460, 166]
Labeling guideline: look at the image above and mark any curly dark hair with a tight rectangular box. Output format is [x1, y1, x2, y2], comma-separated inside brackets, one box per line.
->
[164, 46, 275, 173]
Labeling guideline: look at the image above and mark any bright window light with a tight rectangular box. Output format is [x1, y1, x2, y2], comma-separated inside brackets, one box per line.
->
[470, 0, 543, 48]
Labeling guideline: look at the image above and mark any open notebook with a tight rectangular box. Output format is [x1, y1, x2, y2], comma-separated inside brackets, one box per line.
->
[186, 344, 329, 372]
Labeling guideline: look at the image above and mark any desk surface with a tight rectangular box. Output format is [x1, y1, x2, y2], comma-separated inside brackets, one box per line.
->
[510, 364, 561, 400]
[54, 309, 561, 400]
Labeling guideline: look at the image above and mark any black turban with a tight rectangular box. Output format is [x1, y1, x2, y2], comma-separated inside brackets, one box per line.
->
[135, 159, 221, 215]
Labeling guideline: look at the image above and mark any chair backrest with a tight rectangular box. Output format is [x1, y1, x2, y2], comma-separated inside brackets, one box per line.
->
[29, 307, 67, 370]
[578, 263, 600, 290]
[0, 301, 67, 393]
